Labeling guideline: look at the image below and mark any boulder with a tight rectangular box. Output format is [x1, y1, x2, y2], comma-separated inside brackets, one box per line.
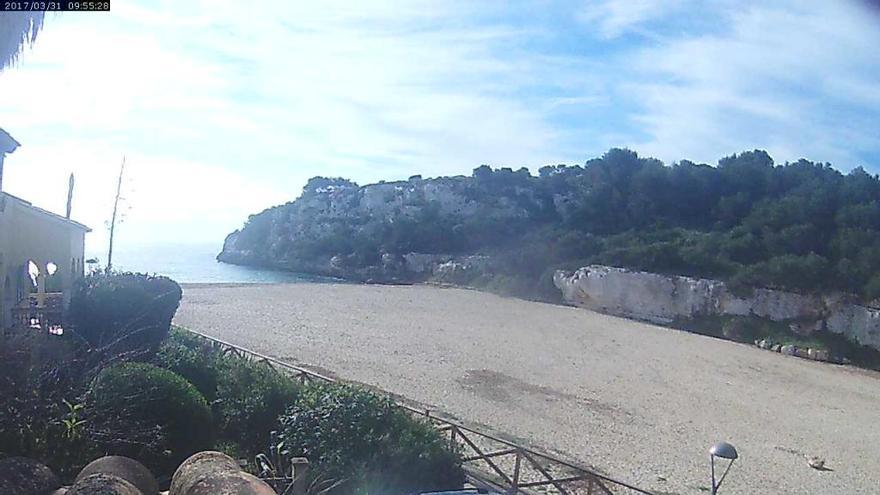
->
[380, 252, 400, 269]
[781, 345, 796, 356]
[403, 253, 451, 274]
[77, 456, 159, 495]
[0, 456, 61, 495]
[794, 347, 810, 359]
[771, 344, 782, 352]
[807, 348, 831, 362]
[182, 470, 275, 495]
[67, 473, 143, 495]
[170, 452, 241, 495]
[432, 261, 470, 284]
[806, 456, 826, 470]
[329, 255, 344, 270]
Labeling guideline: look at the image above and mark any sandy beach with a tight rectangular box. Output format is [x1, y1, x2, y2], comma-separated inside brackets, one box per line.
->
[174, 283, 880, 495]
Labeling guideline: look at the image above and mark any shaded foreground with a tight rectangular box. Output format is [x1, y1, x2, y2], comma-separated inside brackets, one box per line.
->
[175, 283, 880, 495]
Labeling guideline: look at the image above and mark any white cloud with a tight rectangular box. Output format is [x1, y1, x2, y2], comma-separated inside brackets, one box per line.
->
[576, 0, 690, 38]
[626, 0, 880, 167]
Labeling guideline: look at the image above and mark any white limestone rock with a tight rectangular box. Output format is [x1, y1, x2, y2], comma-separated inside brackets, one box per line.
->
[554, 265, 880, 351]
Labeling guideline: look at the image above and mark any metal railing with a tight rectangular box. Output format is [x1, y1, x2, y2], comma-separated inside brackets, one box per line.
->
[11, 292, 64, 329]
[182, 328, 655, 495]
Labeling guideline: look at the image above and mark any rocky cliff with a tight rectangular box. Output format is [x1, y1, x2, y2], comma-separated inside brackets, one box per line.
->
[221, 149, 880, 308]
[218, 173, 546, 284]
[554, 265, 880, 351]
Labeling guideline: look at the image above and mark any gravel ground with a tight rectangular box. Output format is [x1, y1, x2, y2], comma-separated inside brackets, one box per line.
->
[174, 283, 880, 495]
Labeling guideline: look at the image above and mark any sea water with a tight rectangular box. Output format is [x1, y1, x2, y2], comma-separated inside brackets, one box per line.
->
[85, 242, 326, 284]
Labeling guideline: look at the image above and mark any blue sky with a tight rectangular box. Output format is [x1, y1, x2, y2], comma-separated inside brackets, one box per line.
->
[0, 0, 879, 252]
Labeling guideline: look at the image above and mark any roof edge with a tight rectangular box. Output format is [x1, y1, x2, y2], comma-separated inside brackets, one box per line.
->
[0, 127, 20, 154]
[1, 192, 92, 232]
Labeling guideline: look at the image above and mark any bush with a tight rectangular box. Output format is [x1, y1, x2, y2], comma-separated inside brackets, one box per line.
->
[155, 327, 219, 402]
[864, 274, 880, 301]
[155, 327, 299, 456]
[278, 383, 463, 495]
[86, 363, 213, 477]
[732, 254, 830, 293]
[214, 357, 299, 456]
[68, 272, 182, 359]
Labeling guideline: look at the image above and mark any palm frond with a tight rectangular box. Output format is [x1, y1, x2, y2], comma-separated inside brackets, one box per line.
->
[0, 12, 45, 70]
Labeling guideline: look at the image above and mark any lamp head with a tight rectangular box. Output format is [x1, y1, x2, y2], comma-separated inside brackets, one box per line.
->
[710, 442, 738, 460]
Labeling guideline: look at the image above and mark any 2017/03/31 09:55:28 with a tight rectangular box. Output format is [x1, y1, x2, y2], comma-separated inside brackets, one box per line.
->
[1, 0, 110, 10]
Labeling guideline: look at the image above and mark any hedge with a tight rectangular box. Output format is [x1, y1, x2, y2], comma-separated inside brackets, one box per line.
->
[86, 363, 213, 477]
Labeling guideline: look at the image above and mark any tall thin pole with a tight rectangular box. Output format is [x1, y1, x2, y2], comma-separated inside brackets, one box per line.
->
[66, 173, 74, 219]
[107, 157, 125, 272]
[710, 455, 716, 495]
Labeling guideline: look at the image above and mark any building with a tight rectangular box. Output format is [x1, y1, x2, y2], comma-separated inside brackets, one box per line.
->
[0, 127, 90, 328]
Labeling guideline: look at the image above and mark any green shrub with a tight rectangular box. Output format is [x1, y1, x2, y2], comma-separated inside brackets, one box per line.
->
[214, 357, 299, 456]
[68, 272, 182, 359]
[0, 333, 93, 480]
[155, 327, 219, 401]
[278, 383, 463, 495]
[86, 363, 213, 477]
[864, 274, 880, 300]
[155, 327, 299, 457]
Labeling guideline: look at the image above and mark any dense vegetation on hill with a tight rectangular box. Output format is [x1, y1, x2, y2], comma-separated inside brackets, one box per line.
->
[221, 149, 880, 301]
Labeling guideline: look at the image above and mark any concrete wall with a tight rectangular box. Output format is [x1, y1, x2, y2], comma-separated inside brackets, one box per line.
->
[554, 265, 880, 350]
[0, 193, 87, 327]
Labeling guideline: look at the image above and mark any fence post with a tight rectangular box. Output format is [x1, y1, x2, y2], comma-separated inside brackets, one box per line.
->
[450, 425, 457, 449]
[290, 457, 310, 495]
[509, 450, 522, 495]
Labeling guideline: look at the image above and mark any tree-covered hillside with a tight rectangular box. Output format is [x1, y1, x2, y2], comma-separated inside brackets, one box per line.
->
[220, 149, 880, 301]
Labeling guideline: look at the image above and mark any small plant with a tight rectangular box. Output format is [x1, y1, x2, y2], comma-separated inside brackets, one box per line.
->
[59, 399, 86, 441]
[0, 333, 94, 480]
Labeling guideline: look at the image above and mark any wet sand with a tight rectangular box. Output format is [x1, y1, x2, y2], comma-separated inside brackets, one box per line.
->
[174, 283, 880, 494]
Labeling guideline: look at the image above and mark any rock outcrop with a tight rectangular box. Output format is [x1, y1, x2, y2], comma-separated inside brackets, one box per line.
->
[554, 265, 880, 350]
[218, 174, 541, 283]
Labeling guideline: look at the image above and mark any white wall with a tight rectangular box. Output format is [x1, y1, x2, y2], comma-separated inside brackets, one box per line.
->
[0, 193, 87, 327]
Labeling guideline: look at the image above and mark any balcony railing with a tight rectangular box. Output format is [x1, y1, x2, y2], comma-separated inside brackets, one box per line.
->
[11, 292, 64, 330]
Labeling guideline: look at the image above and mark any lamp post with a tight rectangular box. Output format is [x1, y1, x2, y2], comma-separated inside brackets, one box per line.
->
[709, 442, 738, 495]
